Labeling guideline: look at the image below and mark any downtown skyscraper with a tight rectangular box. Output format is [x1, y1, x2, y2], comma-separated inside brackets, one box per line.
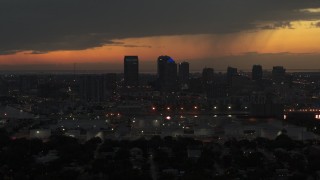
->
[124, 56, 139, 87]
[252, 65, 263, 81]
[179, 62, 190, 89]
[157, 56, 178, 92]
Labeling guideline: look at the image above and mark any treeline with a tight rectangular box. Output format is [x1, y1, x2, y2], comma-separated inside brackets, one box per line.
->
[1, 128, 320, 179]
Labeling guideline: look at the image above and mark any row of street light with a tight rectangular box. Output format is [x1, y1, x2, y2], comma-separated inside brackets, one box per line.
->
[151, 105, 237, 111]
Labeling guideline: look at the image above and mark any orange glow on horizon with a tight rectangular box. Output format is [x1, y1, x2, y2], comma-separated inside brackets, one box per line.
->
[1, 21, 320, 67]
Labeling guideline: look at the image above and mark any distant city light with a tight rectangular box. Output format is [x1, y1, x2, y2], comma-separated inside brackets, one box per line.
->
[214, 106, 217, 110]
[166, 116, 171, 120]
[152, 107, 156, 110]
[228, 106, 232, 109]
[36, 131, 40, 134]
[194, 106, 198, 109]
[167, 107, 170, 110]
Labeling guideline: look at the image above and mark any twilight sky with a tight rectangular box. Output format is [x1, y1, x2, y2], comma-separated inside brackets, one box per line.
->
[1, 0, 320, 72]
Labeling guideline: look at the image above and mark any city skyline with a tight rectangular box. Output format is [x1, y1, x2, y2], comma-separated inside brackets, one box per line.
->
[2, 1, 320, 179]
[1, 0, 320, 71]
[0, 55, 318, 73]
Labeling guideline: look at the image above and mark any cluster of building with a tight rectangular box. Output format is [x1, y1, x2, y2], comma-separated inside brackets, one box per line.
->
[0, 55, 320, 142]
[121, 55, 288, 117]
[123, 55, 189, 92]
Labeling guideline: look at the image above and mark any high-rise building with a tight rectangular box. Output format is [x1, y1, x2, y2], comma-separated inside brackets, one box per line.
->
[202, 68, 214, 84]
[252, 65, 263, 81]
[124, 56, 139, 87]
[272, 66, 286, 84]
[157, 56, 178, 92]
[227, 66, 238, 84]
[272, 66, 286, 79]
[179, 62, 189, 88]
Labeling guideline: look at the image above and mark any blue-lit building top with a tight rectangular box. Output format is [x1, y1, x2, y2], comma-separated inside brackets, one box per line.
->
[124, 56, 139, 87]
[158, 55, 175, 63]
[157, 55, 178, 92]
[168, 57, 175, 63]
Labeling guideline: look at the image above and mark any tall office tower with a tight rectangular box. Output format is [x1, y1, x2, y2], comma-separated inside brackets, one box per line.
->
[272, 66, 286, 79]
[202, 67, 215, 97]
[202, 68, 214, 84]
[124, 56, 139, 87]
[178, 62, 190, 88]
[79, 75, 106, 102]
[227, 66, 238, 84]
[157, 56, 178, 92]
[252, 65, 263, 81]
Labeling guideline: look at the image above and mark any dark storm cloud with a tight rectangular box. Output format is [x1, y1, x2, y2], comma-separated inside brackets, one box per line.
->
[25, 51, 48, 55]
[1, 0, 320, 54]
[260, 21, 294, 30]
